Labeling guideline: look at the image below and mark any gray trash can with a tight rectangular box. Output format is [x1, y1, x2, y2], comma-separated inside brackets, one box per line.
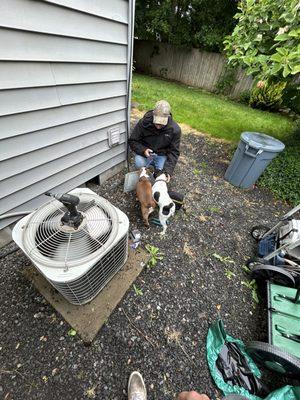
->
[224, 132, 285, 189]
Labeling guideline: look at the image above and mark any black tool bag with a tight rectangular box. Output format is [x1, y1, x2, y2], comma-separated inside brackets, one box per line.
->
[168, 190, 184, 211]
[216, 341, 268, 396]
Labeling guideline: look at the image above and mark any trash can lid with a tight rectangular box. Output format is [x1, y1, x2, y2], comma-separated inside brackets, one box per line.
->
[241, 132, 285, 153]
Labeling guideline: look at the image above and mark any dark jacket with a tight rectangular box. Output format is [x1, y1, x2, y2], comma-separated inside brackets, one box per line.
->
[128, 110, 181, 176]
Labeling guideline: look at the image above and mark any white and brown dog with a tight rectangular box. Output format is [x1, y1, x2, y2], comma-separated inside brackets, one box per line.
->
[152, 172, 175, 235]
[136, 167, 156, 228]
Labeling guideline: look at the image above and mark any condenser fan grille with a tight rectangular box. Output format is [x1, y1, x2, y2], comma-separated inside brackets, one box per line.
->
[34, 205, 112, 261]
[22, 193, 119, 269]
[51, 233, 128, 304]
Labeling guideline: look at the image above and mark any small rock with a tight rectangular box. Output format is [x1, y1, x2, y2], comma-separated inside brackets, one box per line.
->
[52, 368, 59, 376]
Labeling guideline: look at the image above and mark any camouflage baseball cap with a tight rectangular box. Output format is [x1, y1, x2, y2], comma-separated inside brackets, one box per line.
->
[153, 100, 171, 126]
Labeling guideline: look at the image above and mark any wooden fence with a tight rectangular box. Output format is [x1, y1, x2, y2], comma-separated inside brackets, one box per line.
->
[134, 40, 253, 98]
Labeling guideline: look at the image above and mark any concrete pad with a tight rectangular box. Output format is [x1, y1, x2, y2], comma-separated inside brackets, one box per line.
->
[0, 225, 13, 248]
[24, 246, 148, 344]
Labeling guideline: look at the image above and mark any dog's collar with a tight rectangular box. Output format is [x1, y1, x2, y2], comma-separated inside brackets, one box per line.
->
[154, 178, 168, 183]
[139, 175, 151, 182]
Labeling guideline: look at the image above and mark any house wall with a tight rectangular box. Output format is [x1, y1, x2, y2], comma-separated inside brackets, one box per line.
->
[0, 0, 135, 231]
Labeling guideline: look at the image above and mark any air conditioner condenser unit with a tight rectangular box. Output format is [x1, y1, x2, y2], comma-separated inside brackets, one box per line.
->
[12, 188, 129, 305]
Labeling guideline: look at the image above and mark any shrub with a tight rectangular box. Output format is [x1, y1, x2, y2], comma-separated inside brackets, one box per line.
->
[258, 123, 300, 205]
[282, 83, 300, 114]
[239, 90, 251, 105]
[293, 119, 300, 136]
[250, 80, 286, 111]
[216, 65, 238, 96]
[258, 147, 300, 206]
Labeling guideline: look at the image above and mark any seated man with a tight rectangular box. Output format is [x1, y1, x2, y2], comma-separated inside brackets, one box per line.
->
[128, 100, 181, 178]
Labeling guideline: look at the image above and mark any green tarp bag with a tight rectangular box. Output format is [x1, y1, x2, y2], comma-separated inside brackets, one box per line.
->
[207, 320, 300, 400]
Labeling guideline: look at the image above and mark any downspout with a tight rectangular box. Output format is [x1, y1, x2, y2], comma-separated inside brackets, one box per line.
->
[126, 0, 136, 172]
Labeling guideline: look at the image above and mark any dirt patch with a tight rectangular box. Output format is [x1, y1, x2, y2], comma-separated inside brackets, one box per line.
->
[0, 111, 294, 399]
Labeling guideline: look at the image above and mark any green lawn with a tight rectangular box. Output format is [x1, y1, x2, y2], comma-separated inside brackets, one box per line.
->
[132, 73, 295, 143]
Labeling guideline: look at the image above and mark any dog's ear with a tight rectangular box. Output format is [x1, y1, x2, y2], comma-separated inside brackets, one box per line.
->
[153, 191, 160, 203]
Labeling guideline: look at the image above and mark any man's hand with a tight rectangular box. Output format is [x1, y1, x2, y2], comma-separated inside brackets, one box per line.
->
[144, 148, 153, 158]
[177, 392, 210, 400]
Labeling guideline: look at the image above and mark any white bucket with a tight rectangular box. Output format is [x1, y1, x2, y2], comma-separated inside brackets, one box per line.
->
[123, 171, 139, 192]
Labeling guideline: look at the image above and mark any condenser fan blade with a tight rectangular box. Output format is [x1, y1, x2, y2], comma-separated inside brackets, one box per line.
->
[84, 206, 111, 239]
[52, 233, 93, 262]
[42, 213, 62, 230]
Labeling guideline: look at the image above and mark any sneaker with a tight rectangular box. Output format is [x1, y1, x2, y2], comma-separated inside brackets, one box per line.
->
[128, 371, 147, 400]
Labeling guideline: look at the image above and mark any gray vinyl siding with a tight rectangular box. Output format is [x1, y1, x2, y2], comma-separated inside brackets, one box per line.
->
[0, 0, 134, 230]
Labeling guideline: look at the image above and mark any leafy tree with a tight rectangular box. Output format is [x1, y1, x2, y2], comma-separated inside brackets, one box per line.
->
[224, 0, 300, 80]
[189, 0, 237, 51]
[134, 0, 190, 46]
[135, 0, 237, 52]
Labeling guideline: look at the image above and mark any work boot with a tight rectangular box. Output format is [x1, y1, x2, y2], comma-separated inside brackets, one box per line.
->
[128, 371, 147, 400]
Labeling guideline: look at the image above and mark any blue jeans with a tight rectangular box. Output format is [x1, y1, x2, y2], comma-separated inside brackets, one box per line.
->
[135, 154, 167, 170]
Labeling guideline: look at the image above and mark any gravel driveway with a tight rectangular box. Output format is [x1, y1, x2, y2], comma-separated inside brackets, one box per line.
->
[0, 110, 293, 399]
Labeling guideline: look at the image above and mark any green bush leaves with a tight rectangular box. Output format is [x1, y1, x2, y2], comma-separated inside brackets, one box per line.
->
[224, 0, 300, 80]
